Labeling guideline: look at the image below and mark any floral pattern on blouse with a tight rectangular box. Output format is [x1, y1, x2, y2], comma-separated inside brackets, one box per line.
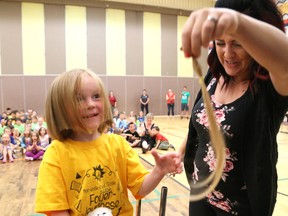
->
[207, 191, 239, 215]
[192, 78, 241, 214]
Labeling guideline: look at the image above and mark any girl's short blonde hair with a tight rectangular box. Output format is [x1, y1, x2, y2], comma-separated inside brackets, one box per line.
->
[45, 68, 113, 141]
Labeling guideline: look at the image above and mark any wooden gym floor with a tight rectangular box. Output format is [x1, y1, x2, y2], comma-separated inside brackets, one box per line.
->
[0, 116, 287, 216]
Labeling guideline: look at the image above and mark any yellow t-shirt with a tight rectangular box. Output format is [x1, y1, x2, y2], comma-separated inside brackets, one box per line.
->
[35, 133, 148, 216]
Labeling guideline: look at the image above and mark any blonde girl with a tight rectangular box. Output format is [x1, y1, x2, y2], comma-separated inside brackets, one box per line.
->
[35, 69, 183, 216]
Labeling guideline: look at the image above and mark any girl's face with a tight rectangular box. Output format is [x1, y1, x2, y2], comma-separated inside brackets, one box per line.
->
[14, 129, 20, 136]
[31, 132, 38, 141]
[39, 128, 46, 135]
[1, 119, 6, 125]
[1, 134, 10, 144]
[76, 75, 104, 132]
[216, 35, 252, 79]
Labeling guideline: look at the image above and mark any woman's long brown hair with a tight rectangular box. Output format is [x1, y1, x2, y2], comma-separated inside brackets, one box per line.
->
[189, 59, 226, 201]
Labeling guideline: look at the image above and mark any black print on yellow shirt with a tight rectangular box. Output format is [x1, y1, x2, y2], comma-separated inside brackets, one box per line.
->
[69, 164, 125, 215]
[93, 165, 105, 181]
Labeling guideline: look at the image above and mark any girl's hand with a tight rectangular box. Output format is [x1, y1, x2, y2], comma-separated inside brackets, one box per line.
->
[151, 149, 183, 176]
[181, 8, 239, 58]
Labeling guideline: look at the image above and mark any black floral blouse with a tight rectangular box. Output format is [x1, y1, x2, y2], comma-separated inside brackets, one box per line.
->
[191, 78, 250, 215]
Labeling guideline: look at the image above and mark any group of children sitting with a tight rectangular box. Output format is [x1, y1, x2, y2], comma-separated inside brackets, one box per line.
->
[107, 109, 175, 153]
[0, 107, 175, 163]
[0, 108, 51, 163]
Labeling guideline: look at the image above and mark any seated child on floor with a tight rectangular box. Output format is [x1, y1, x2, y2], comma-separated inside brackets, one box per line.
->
[38, 127, 50, 150]
[25, 131, 44, 161]
[151, 126, 175, 151]
[0, 133, 14, 163]
[137, 111, 145, 126]
[122, 122, 141, 147]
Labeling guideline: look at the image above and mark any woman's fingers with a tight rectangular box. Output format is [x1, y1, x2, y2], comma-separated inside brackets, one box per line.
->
[181, 8, 239, 58]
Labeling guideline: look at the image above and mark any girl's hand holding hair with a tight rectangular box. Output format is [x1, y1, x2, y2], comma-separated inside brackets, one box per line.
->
[181, 8, 239, 58]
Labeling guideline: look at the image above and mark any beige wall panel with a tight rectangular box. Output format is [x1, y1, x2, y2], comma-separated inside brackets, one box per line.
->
[22, 2, 46, 75]
[106, 9, 126, 76]
[177, 15, 191, 77]
[87, 7, 107, 74]
[65, 5, 87, 70]
[161, 14, 177, 76]
[104, 0, 215, 10]
[0, 2, 23, 75]
[23, 76, 46, 114]
[0, 76, 25, 111]
[143, 12, 161, 76]
[44, 4, 66, 74]
[125, 11, 144, 76]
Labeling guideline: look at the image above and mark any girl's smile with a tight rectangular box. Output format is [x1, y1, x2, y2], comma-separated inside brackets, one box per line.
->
[76, 75, 104, 133]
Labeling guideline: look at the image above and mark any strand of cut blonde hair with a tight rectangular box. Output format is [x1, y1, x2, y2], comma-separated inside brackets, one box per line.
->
[189, 59, 226, 201]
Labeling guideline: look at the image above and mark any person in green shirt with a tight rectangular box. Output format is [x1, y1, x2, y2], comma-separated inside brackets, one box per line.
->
[180, 86, 191, 119]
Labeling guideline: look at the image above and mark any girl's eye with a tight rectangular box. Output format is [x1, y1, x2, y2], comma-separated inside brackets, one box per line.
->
[233, 43, 242, 47]
[93, 94, 100, 100]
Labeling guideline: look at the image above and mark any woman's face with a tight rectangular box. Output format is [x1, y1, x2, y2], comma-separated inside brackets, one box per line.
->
[76, 75, 104, 132]
[215, 35, 252, 79]
[146, 117, 153, 124]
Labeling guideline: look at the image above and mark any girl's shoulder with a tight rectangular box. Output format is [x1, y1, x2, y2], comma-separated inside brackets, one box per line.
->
[104, 133, 127, 145]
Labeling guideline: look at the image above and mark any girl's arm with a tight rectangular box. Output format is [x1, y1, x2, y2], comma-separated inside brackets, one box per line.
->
[137, 149, 183, 196]
[26, 144, 33, 151]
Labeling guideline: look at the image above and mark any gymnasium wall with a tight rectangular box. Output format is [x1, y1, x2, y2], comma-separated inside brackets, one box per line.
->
[0, 1, 208, 115]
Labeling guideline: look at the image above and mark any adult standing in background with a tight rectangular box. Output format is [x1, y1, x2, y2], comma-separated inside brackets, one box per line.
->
[180, 86, 190, 119]
[108, 91, 117, 112]
[166, 89, 175, 118]
[140, 89, 150, 115]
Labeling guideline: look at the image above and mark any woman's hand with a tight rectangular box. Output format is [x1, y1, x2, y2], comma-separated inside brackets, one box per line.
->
[181, 8, 240, 58]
